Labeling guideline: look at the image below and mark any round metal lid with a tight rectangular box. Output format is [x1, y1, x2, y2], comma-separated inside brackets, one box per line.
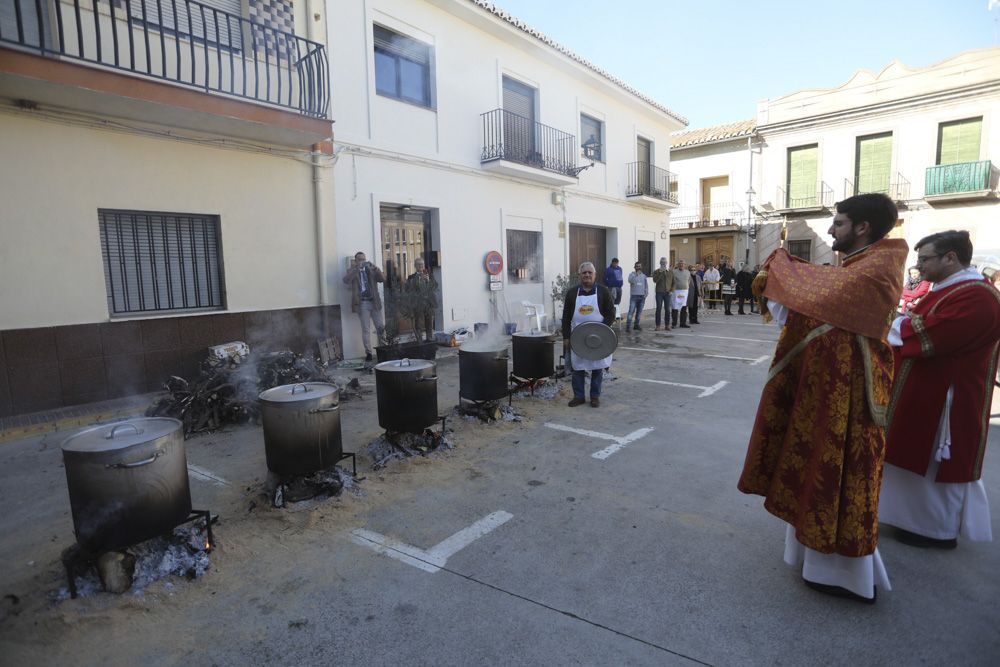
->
[375, 358, 436, 372]
[513, 331, 556, 339]
[259, 382, 339, 403]
[61, 417, 182, 453]
[570, 322, 618, 360]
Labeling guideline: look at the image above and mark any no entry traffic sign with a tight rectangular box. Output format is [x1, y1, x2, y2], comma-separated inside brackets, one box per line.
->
[484, 250, 504, 276]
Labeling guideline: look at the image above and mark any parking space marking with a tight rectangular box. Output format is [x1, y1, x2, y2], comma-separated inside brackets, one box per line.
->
[544, 423, 654, 460]
[187, 464, 231, 487]
[704, 354, 770, 365]
[633, 378, 728, 398]
[350, 511, 513, 573]
[669, 332, 773, 343]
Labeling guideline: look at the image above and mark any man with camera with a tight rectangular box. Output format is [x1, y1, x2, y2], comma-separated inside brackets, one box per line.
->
[343, 251, 386, 361]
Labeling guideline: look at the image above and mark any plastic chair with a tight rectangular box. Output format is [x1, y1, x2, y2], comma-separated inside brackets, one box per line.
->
[522, 301, 548, 332]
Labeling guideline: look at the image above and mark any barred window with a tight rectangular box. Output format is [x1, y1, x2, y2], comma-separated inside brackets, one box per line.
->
[787, 240, 811, 262]
[507, 230, 542, 283]
[99, 210, 226, 316]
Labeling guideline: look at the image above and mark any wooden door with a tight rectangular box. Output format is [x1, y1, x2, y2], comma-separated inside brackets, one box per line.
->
[381, 206, 432, 337]
[698, 236, 734, 267]
[569, 225, 606, 283]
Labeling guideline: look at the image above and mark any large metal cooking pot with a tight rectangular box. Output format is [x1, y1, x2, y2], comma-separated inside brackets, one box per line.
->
[459, 344, 509, 401]
[259, 382, 342, 476]
[512, 331, 557, 379]
[61, 418, 190, 554]
[375, 358, 438, 433]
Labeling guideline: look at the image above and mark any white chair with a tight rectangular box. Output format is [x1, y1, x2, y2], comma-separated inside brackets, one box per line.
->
[522, 301, 548, 332]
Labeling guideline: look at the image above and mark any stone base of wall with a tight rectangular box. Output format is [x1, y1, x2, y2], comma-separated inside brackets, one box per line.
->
[0, 305, 342, 417]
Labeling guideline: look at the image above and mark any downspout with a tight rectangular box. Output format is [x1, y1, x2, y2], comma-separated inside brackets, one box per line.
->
[307, 0, 330, 335]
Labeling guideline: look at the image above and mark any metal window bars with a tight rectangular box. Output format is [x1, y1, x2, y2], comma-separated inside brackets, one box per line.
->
[480, 108, 579, 177]
[777, 181, 834, 210]
[843, 173, 911, 201]
[0, 0, 328, 117]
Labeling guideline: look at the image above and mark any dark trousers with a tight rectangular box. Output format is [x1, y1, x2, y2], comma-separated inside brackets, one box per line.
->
[655, 292, 671, 326]
[609, 286, 622, 305]
[572, 369, 604, 399]
[688, 301, 699, 323]
[738, 295, 755, 314]
[671, 307, 688, 327]
[708, 290, 719, 309]
[723, 294, 734, 314]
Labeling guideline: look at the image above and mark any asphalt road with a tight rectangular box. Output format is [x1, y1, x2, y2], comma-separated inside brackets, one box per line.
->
[1, 311, 999, 666]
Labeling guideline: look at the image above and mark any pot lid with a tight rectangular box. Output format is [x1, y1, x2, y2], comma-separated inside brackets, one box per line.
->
[61, 417, 182, 453]
[513, 331, 556, 339]
[259, 382, 339, 403]
[375, 358, 435, 372]
[569, 322, 618, 360]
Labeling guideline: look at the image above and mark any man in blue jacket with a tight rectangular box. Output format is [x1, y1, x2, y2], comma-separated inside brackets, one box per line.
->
[603, 258, 623, 305]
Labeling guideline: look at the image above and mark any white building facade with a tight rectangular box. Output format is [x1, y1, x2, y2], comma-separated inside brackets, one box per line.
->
[327, 0, 686, 356]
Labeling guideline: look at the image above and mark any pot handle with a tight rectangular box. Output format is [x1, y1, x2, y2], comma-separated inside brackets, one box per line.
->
[106, 423, 142, 439]
[416, 375, 438, 382]
[106, 451, 163, 469]
[309, 405, 340, 413]
[291, 383, 310, 394]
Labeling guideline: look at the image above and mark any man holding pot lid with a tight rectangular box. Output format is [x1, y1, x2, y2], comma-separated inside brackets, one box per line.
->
[562, 261, 615, 408]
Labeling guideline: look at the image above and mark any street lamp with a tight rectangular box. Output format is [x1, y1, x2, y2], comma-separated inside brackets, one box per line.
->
[745, 187, 756, 265]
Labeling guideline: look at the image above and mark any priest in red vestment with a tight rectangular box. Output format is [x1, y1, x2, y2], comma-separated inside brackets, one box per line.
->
[881, 230, 1000, 549]
[738, 193, 907, 603]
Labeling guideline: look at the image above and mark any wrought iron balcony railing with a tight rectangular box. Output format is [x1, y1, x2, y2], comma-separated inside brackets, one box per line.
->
[843, 173, 911, 201]
[925, 160, 995, 197]
[777, 181, 834, 210]
[625, 162, 678, 203]
[0, 0, 329, 117]
[480, 108, 578, 177]
[668, 202, 744, 229]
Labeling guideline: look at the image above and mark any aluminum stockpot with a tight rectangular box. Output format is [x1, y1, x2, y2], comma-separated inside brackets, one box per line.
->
[512, 331, 557, 379]
[259, 382, 342, 476]
[458, 345, 509, 401]
[374, 358, 438, 433]
[61, 418, 191, 554]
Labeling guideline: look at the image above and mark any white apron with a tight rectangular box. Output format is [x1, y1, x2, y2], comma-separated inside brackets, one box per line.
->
[570, 288, 612, 371]
[671, 290, 689, 310]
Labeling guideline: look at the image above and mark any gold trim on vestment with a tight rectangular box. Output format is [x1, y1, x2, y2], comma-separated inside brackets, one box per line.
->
[886, 357, 914, 429]
[910, 314, 934, 357]
[766, 324, 834, 384]
[857, 334, 888, 428]
[974, 341, 999, 480]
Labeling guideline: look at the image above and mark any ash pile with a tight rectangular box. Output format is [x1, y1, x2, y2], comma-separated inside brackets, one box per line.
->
[147, 342, 370, 437]
[456, 401, 523, 423]
[55, 522, 214, 600]
[270, 465, 358, 509]
[512, 379, 563, 400]
[367, 427, 454, 470]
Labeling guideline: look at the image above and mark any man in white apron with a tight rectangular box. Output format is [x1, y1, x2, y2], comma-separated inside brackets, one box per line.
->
[561, 262, 616, 407]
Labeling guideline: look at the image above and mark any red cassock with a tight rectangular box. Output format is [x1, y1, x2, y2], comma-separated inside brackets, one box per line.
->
[885, 278, 1000, 483]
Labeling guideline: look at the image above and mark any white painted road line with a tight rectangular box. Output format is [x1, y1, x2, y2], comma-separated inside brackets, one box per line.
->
[350, 511, 513, 573]
[187, 464, 231, 487]
[543, 423, 654, 460]
[669, 332, 773, 343]
[705, 354, 771, 365]
[633, 378, 729, 398]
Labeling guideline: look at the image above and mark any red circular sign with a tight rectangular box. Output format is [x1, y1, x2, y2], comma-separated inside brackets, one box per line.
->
[484, 251, 504, 276]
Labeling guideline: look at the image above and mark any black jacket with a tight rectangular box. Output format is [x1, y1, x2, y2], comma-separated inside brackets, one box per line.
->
[736, 270, 754, 297]
[562, 284, 616, 339]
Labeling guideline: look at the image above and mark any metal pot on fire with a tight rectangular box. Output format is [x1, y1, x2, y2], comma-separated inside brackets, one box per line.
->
[459, 342, 510, 401]
[258, 382, 342, 476]
[61, 418, 191, 554]
[375, 358, 438, 433]
[512, 331, 557, 379]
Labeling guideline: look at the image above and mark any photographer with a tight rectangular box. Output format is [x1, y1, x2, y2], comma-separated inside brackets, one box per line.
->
[342, 251, 386, 361]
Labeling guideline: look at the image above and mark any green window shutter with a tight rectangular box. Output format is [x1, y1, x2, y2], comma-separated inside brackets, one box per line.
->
[856, 133, 892, 194]
[787, 145, 818, 205]
[937, 118, 982, 165]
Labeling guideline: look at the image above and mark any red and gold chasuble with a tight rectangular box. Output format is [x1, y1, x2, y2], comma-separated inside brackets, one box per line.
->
[886, 278, 1000, 483]
[738, 238, 907, 557]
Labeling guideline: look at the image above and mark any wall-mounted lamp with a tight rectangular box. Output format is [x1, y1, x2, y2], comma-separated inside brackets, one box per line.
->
[568, 135, 601, 177]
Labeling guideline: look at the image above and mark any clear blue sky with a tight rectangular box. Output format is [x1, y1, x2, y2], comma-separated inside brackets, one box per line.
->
[491, 0, 999, 129]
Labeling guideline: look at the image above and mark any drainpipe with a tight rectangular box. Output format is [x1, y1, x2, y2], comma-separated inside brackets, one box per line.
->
[307, 0, 329, 336]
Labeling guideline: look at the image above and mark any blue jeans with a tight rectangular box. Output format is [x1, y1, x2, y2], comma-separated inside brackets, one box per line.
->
[655, 292, 671, 326]
[627, 294, 646, 326]
[572, 368, 604, 399]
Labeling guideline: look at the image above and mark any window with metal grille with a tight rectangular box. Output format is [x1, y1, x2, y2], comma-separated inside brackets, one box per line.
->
[507, 230, 542, 283]
[374, 24, 433, 108]
[787, 240, 811, 263]
[99, 210, 226, 316]
[580, 114, 603, 162]
[129, 0, 244, 51]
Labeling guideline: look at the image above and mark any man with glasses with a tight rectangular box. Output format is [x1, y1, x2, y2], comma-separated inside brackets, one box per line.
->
[562, 262, 615, 407]
[880, 230, 1000, 550]
[738, 193, 908, 603]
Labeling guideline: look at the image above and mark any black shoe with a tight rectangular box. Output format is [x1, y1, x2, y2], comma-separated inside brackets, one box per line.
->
[804, 579, 877, 604]
[680, 324, 690, 328]
[568, 397, 586, 407]
[590, 397, 600, 408]
[634, 324, 642, 331]
[894, 528, 958, 549]
[365, 352, 373, 362]
[738, 310, 745, 315]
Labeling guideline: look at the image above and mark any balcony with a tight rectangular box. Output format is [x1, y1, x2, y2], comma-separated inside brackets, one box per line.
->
[0, 0, 330, 146]
[669, 202, 744, 231]
[625, 162, 678, 209]
[924, 160, 997, 203]
[480, 108, 580, 185]
[843, 173, 911, 203]
[776, 181, 834, 213]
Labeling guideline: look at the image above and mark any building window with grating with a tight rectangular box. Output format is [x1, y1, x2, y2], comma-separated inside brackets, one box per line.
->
[373, 24, 433, 108]
[99, 209, 226, 316]
[786, 240, 811, 263]
[507, 230, 543, 284]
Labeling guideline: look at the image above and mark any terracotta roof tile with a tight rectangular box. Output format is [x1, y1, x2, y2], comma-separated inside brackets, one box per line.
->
[671, 119, 756, 148]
